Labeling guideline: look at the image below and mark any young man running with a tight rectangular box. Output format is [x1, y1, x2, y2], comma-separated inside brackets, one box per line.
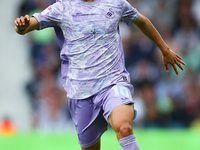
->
[14, 0, 186, 149]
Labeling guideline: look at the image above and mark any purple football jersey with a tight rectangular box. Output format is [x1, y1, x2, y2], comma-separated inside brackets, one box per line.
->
[33, 0, 139, 99]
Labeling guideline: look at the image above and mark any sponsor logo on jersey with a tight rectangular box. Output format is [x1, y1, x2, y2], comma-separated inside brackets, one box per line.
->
[72, 13, 82, 17]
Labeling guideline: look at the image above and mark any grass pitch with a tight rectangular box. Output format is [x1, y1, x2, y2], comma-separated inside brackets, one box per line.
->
[0, 128, 199, 150]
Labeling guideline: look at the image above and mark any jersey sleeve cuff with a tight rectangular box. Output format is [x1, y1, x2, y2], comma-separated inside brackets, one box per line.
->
[126, 12, 139, 26]
[32, 13, 42, 30]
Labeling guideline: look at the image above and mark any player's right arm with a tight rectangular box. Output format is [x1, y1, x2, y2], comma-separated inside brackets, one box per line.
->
[15, 15, 39, 35]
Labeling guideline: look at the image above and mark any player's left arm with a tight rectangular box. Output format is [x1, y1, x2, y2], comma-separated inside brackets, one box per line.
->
[15, 15, 39, 35]
[134, 13, 186, 75]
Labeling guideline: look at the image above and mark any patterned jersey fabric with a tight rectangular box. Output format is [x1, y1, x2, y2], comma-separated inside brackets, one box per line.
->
[33, 0, 139, 99]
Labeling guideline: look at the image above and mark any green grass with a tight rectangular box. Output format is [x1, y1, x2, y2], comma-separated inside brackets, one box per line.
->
[0, 129, 199, 150]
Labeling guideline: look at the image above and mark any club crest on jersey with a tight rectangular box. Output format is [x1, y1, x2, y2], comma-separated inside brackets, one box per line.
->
[106, 8, 115, 19]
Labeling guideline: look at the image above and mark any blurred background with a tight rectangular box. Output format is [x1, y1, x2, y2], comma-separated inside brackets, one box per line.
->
[0, 0, 200, 150]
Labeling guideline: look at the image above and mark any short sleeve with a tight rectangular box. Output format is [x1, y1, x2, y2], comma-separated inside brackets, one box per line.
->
[33, 1, 63, 30]
[121, 0, 139, 26]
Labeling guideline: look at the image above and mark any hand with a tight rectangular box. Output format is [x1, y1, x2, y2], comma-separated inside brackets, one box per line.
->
[14, 15, 30, 31]
[162, 49, 186, 75]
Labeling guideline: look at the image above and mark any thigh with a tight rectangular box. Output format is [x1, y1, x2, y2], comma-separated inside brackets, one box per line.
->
[109, 104, 134, 133]
[101, 83, 135, 139]
[69, 97, 108, 148]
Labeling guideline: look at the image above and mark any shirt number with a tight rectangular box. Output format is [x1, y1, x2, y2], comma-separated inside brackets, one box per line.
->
[112, 85, 130, 98]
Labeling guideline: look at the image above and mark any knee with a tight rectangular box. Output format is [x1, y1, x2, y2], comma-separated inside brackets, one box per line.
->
[117, 122, 133, 138]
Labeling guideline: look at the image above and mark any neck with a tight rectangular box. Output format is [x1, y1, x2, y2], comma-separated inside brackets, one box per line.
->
[82, 0, 96, 2]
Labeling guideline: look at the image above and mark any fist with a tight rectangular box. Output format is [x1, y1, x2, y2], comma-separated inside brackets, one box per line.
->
[14, 15, 30, 31]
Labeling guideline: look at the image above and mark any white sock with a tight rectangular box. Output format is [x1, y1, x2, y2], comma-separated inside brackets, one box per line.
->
[118, 134, 140, 150]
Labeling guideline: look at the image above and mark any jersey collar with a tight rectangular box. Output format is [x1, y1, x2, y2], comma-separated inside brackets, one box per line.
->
[78, 0, 101, 5]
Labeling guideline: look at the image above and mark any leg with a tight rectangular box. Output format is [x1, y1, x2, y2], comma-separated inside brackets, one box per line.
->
[109, 104, 134, 140]
[101, 83, 140, 149]
[109, 104, 140, 150]
[81, 139, 100, 150]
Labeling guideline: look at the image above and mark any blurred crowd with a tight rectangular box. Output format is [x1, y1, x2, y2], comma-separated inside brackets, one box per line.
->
[18, 0, 200, 131]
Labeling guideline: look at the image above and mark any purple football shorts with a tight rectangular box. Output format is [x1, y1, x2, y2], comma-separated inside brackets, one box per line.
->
[69, 82, 134, 148]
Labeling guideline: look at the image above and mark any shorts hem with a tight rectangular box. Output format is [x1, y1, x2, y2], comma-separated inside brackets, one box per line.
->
[79, 128, 107, 148]
[107, 101, 134, 122]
